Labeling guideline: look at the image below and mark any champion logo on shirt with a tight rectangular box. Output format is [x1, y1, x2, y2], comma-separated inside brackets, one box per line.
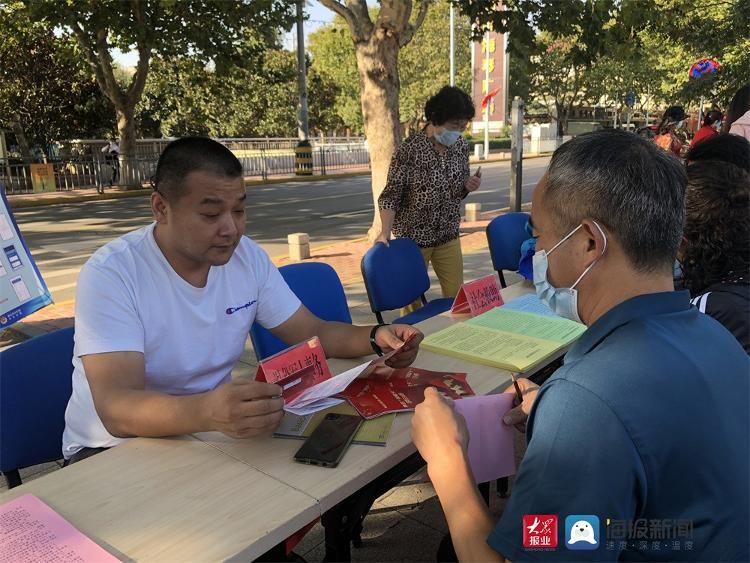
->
[226, 300, 257, 315]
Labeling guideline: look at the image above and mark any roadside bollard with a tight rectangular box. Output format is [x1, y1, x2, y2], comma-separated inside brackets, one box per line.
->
[465, 203, 482, 222]
[288, 233, 310, 261]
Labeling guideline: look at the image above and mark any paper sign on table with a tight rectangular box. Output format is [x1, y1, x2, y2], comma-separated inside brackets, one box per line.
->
[454, 394, 516, 484]
[0, 494, 120, 562]
[451, 275, 504, 316]
[255, 337, 332, 403]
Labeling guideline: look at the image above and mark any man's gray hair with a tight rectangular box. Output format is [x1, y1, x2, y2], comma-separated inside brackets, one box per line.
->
[545, 130, 686, 272]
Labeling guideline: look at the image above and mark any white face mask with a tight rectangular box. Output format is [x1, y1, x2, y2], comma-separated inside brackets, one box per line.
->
[532, 222, 607, 323]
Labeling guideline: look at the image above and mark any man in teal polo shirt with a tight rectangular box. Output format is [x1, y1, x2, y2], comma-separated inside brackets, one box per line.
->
[411, 130, 749, 562]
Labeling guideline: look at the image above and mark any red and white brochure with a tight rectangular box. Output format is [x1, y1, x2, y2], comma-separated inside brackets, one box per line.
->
[256, 336, 332, 404]
[451, 275, 504, 316]
[337, 367, 474, 419]
[257, 333, 418, 415]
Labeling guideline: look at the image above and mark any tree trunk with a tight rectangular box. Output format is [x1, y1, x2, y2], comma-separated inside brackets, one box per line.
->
[116, 106, 140, 189]
[10, 114, 32, 161]
[355, 31, 402, 241]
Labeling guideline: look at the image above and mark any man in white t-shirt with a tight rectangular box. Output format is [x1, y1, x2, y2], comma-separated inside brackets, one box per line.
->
[63, 137, 423, 461]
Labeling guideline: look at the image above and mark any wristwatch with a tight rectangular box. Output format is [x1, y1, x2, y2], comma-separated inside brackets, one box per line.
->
[369, 323, 389, 356]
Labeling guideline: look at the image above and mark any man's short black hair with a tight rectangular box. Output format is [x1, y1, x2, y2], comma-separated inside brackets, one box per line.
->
[686, 133, 750, 172]
[424, 86, 475, 126]
[545, 130, 687, 272]
[153, 137, 243, 201]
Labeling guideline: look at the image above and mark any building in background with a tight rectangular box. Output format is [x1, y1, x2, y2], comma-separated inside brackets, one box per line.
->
[471, 30, 510, 134]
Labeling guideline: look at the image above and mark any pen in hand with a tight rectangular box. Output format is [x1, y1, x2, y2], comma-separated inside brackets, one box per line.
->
[510, 372, 524, 405]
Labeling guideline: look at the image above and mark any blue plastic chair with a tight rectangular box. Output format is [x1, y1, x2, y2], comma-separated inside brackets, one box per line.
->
[250, 262, 352, 361]
[0, 327, 75, 488]
[361, 239, 454, 325]
[486, 212, 531, 287]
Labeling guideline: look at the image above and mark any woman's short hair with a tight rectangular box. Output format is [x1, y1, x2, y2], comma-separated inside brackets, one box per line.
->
[682, 161, 750, 294]
[424, 86, 475, 126]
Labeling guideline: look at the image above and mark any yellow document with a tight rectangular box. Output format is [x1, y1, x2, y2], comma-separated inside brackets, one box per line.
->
[422, 308, 586, 372]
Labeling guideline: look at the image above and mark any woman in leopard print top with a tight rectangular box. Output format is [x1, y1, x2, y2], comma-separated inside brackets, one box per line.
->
[376, 86, 481, 306]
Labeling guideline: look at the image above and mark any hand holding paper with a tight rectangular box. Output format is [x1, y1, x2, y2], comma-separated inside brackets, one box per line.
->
[453, 394, 516, 484]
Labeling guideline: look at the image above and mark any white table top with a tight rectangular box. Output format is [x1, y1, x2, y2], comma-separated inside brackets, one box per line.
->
[0, 437, 319, 562]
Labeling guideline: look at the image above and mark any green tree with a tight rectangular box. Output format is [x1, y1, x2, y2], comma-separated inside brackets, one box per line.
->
[20, 0, 296, 186]
[0, 3, 112, 159]
[138, 49, 342, 138]
[310, 3, 472, 133]
[399, 0, 472, 130]
[317, 0, 432, 239]
[308, 16, 364, 133]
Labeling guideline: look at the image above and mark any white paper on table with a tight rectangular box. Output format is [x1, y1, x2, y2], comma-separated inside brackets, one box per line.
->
[283, 344, 402, 414]
[284, 397, 345, 416]
[286, 360, 374, 409]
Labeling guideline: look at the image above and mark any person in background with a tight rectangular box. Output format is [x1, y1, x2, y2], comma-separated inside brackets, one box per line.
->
[655, 105, 688, 157]
[725, 84, 750, 141]
[376, 86, 481, 313]
[681, 161, 750, 353]
[691, 109, 723, 146]
[685, 132, 750, 171]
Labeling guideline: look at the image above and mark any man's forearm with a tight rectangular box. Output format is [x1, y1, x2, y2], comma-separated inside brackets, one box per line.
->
[95, 388, 210, 438]
[429, 453, 505, 563]
[317, 322, 374, 359]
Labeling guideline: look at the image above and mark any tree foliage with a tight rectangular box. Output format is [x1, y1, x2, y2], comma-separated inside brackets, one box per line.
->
[138, 49, 342, 138]
[0, 3, 112, 156]
[19, 0, 297, 184]
[309, 2, 472, 133]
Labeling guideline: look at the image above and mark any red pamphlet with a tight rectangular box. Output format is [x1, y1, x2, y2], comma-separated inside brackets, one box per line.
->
[337, 367, 474, 419]
[255, 336, 332, 403]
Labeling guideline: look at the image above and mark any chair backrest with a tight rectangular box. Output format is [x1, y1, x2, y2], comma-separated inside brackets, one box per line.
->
[486, 212, 531, 273]
[250, 262, 352, 360]
[361, 239, 430, 315]
[0, 327, 75, 472]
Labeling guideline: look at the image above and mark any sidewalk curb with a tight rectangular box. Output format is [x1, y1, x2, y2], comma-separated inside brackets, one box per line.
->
[5, 153, 552, 210]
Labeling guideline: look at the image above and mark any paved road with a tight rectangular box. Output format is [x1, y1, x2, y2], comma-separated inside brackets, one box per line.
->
[14, 156, 550, 303]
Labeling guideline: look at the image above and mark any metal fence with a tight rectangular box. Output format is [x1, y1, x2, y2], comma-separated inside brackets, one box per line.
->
[1, 143, 370, 194]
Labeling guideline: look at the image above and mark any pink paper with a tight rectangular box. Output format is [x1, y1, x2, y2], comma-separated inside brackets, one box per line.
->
[0, 494, 119, 562]
[454, 394, 516, 484]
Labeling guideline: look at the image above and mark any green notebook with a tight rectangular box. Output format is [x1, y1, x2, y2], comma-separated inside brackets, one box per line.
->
[274, 403, 395, 446]
[421, 308, 585, 373]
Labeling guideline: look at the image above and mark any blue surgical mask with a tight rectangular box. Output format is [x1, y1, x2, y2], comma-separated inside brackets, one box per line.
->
[434, 128, 461, 146]
[532, 222, 607, 323]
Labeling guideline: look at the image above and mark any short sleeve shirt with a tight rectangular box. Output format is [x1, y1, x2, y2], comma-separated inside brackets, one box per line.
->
[378, 131, 470, 248]
[63, 224, 301, 457]
[487, 291, 750, 561]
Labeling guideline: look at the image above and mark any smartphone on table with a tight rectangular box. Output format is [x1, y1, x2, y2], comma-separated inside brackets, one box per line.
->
[293, 413, 363, 468]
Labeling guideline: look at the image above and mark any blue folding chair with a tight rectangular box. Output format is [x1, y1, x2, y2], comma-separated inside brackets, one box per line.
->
[486, 212, 531, 287]
[250, 262, 352, 361]
[361, 239, 454, 325]
[0, 327, 75, 488]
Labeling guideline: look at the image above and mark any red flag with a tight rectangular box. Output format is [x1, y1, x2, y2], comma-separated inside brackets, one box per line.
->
[481, 87, 501, 109]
